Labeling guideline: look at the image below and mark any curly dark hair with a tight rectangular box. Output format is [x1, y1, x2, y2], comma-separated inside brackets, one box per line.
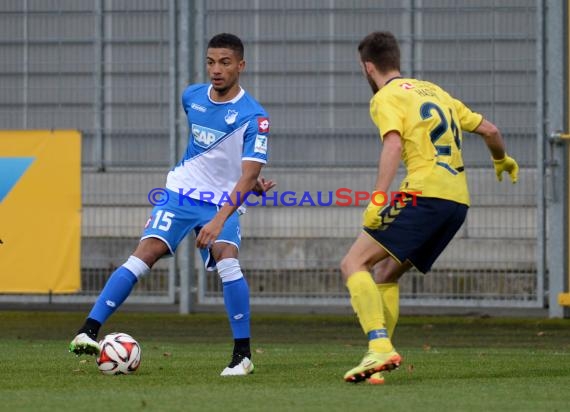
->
[207, 33, 244, 60]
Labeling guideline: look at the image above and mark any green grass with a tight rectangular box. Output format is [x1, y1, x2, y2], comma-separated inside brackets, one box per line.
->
[1, 311, 569, 411]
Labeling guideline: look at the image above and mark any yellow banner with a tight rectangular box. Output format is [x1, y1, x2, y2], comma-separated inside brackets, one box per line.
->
[0, 130, 81, 293]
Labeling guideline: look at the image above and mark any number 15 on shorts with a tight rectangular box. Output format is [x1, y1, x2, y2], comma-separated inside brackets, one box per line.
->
[150, 210, 175, 231]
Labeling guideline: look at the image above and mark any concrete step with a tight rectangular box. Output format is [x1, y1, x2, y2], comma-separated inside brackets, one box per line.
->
[82, 167, 538, 207]
[82, 233, 535, 272]
[238, 237, 535, 271]
[82, 204, 537, 239]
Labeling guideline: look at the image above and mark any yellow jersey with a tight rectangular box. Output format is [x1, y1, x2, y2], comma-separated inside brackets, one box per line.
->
[370, 77, 483, 206]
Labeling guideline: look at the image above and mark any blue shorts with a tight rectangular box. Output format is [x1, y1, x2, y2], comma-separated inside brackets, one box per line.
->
[364, 194, 468, 274]
[141, 189, 241, 270]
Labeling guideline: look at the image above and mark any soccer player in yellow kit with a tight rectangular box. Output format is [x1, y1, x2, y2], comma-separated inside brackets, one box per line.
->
[341, 31, 519, 384]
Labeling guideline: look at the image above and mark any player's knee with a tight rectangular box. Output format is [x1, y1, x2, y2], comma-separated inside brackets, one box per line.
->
[133, 238, 169, 267]
[216, 258, 243, 283]
[122, 255, 150, 279]
[340, 255, 354, 280]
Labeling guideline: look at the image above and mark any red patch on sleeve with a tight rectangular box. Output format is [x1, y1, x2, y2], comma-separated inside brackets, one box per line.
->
[257, 117, 270, 133]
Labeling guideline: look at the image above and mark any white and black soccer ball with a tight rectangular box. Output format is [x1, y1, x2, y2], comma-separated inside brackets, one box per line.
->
[96, 332, 141, 375]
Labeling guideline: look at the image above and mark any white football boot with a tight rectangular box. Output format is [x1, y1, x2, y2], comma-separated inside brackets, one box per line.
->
[220, 353, 254, 376]
[69, 333, 100, 356]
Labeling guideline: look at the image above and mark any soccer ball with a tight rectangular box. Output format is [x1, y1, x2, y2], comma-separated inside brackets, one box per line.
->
[96, 332, 141, 375]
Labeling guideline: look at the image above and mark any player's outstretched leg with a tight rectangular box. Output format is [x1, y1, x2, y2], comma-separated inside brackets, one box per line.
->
[69, 256, 148, 356]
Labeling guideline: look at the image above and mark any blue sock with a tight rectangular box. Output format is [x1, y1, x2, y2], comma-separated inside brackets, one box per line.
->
[222, 277, 250, 339]
[88, 266, 138, 324]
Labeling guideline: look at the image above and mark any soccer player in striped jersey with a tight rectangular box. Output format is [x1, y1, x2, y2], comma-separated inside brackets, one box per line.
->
[341, 31, 519, 384]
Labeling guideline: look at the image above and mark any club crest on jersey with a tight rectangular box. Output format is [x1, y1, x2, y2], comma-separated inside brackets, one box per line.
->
[257, 117, 270, 133]
[192, 124, 226, 148]
[225, 109, 238, 125]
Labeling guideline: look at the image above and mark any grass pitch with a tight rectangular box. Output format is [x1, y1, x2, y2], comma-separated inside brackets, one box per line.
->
[0, 311, 569, 411]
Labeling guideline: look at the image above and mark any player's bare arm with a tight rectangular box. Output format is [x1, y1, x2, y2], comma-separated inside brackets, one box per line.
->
[473, 119, 506, 160]
[374, 132, 402, 192]
[362, 131, 402, 230]
[474, 119, 519, 183]
[195, 160, 263, 249]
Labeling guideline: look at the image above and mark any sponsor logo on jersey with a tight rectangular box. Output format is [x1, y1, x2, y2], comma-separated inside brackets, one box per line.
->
[191, 102, 207, 112]
[224, 109, 238, 125]
[257, 117, 270, 133]
[254, 134, 267, 154]
[400, 82, 414, 90]
[192, 124, 226, 148]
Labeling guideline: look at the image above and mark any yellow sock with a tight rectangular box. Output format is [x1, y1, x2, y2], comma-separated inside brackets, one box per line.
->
[346, 271, 393, 353]
[378, 283, 399, 338]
